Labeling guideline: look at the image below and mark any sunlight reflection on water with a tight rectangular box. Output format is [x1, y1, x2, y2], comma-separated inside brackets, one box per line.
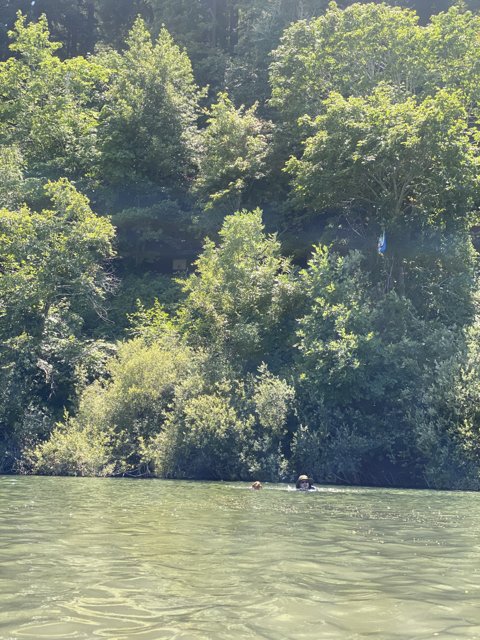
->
[1, 476, 480, 639]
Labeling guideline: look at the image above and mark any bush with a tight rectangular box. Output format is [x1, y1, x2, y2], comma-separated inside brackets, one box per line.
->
[152, 390, 253, 479]
[28, 417, 115, 477]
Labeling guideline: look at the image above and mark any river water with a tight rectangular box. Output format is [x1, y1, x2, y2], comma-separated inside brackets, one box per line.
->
[1, 476, 480, 639]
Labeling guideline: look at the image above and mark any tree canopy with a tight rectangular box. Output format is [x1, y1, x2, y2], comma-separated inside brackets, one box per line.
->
[3, 2, 480, 489]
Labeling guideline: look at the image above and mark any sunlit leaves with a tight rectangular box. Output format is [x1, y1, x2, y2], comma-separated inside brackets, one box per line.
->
[178, 209, 299, 372]
[0, 13, 109, 181]
[97, 18, 204, 189]
[270, 2, 423, 129]
[287, 87, 479, 232]
[0, 180, 115, 461]
[194, 93, 270, 213]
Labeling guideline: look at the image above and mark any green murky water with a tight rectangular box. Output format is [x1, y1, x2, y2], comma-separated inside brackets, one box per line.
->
[1, 476, 480, 639]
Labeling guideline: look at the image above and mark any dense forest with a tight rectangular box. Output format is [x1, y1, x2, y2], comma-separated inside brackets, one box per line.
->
[2, 0, 480, 488]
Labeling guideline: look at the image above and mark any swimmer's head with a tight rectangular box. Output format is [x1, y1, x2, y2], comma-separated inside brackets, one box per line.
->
[296, 475, 313, 489]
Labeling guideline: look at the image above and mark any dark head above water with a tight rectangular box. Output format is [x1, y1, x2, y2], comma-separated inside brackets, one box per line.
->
[296, 475, 315, 491]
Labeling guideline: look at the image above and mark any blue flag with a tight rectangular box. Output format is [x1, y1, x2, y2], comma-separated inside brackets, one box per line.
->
[377, 230, 386, 255]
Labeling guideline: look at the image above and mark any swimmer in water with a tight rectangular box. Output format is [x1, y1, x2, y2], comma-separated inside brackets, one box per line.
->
[295, 475, 316, 491]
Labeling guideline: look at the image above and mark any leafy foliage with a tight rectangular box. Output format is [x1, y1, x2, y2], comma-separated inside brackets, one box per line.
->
[0, 179, 115, 470]
[270, 2, 423, 127]
[28, 417, 115, 477]
[97, 18, 203, 191]
[287, 87, 479, 229]
[178, 209, 300, 373]
[0, 13, 108, 183]
[292, 246, 465, 485]
[194, 93, 270, 216]
[3, 3, 480, 489]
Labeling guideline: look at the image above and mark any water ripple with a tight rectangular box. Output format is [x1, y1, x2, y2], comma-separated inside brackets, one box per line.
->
[2, 477, 480, 639]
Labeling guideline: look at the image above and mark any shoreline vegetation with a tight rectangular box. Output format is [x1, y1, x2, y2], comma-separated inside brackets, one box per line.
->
[3, 1, 480, 489]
